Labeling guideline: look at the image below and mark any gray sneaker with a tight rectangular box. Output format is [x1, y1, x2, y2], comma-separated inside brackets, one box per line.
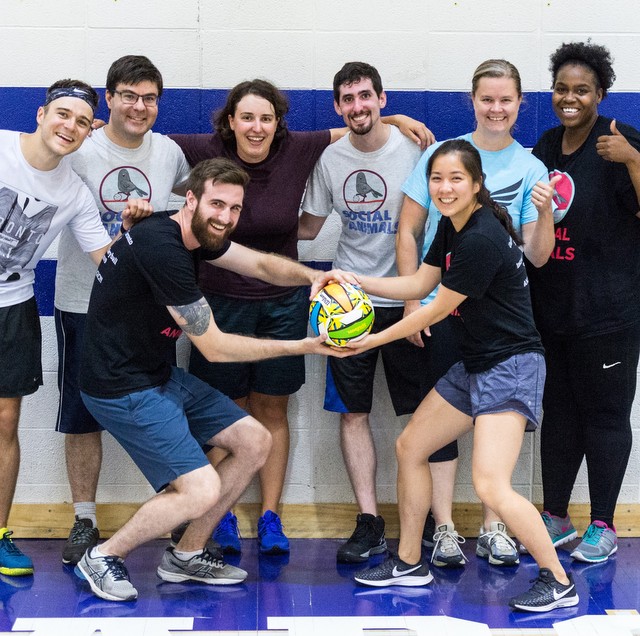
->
[157, 547, 247, 585]
[570, 521, 618, 563]
[431, 523, 467, 568]
[76, 548, 138, 602]
[520, 511, 577, 554]
[476, 522, 519, 566]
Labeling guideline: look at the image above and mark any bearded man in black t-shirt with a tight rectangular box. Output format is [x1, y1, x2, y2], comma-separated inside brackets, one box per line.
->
[75, 158, 355, 602]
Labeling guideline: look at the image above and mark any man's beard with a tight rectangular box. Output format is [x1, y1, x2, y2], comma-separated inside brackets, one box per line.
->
[191, 204, 234, 251]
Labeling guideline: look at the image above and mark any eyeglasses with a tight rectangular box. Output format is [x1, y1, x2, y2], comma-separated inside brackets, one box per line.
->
[113, 90, 159, 106]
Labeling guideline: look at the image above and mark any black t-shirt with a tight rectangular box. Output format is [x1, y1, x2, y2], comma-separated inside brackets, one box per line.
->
[80, 212, 229, 397]
[425, 206, 543, 373]
[529, 115, 640, 337]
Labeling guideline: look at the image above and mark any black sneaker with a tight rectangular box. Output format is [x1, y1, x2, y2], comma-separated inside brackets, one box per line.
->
[422, 510, 436, 548]
[337, 513, 387, 563]
[62, 517, 99, 565]
[509, 568, 579, 612]
[354, 555, 433, 587]
[170, 522, 223, 559]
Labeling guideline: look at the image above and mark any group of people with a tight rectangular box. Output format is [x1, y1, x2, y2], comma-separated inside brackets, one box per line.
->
[0, 38, 637, 615]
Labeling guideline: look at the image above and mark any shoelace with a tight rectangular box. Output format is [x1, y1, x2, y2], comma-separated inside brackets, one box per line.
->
[0, 531, 24, 556]
[218, 515, 241, 538]
[485, 529, 517, 553]
[196, 548, 227, 570]
[583, 523, 605, 545]
[70, 521, 96, 545]
[431, 529, 468, 562]
[349, 518, 374, 541]
[100, 556, 130, 581]
[262, 516, 285, 535]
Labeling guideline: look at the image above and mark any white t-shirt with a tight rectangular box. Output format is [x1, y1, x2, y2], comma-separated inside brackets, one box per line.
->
[55, 127, 190, 313]
[302, 126, 421, 307]
[0, 130, 109, 308]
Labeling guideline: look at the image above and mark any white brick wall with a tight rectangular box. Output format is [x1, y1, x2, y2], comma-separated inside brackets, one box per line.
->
[4, 0, 640, 507]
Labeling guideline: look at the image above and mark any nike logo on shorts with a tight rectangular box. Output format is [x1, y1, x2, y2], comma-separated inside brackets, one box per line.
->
[602, 362, 622, 369]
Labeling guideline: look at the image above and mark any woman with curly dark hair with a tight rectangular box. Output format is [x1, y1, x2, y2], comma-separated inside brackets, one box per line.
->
[526, 41, 640, 563]
[170, 79, 433, 555]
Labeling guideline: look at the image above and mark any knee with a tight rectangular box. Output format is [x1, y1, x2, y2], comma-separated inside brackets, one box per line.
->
[236, 418, 272, 468]
[395, 428, 416, 464]
[179, 468, 221, 518]
[0, 399, 21, 440]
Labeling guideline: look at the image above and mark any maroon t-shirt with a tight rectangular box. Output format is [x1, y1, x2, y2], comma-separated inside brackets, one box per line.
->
[171, 129, 331, 299]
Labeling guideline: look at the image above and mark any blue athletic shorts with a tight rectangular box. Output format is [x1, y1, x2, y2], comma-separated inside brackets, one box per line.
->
[81, 367, 248, 491]
[435, 352, 545, 431]
[189, 288, 308, 399]
[0, 297, 42, 398]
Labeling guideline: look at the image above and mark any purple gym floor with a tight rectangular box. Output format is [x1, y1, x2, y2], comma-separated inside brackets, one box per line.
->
[0, 537, 636, 631]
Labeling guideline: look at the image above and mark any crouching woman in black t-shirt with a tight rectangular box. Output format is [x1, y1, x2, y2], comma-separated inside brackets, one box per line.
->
[350, 139, 577, 613]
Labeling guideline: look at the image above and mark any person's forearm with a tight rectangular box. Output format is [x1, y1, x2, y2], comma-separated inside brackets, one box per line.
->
[200, 332, 308, 363]
[358, 273, 424, 301]
[523, 213, 555, 268]
[252, 253, 316, 287]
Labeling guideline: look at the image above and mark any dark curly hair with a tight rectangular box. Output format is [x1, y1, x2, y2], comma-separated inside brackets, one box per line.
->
[550, 41, 616, 98]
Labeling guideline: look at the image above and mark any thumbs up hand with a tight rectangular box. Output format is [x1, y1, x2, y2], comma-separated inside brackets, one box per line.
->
[532, 174, 563, 216]
[596, 119, 637, 164]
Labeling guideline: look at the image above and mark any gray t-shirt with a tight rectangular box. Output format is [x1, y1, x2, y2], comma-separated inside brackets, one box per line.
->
[54, 127, 190, 313]
[302, 125, 421, 306]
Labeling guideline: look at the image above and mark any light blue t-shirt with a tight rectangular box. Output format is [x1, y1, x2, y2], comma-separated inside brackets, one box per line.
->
[401, 132, 548, 303]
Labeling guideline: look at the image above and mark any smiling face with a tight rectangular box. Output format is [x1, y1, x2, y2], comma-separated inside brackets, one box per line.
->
[472, 76, 522, 138]
[228, 94, 279, 164]
[334, 77, 386, 136]
[36, 96, 94, 158]
[106, 80, 159, 147]
[552, 63, 602, 132]
[428, 152, 481, 228]
[189, 179, 243, 250]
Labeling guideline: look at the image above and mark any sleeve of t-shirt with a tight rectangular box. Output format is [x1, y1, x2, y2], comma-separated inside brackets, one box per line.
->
[441, 234, 502, 299]
[301, 152, 334, 218]
[166, 137, 191, 188]
[197, 240, 232, 262]
[401, 143, 437, 206]
[520, 156, 549, 226]
[67, 184, 111, 252]
[424, 216, 445, 267]
[168, 134, 216, 168]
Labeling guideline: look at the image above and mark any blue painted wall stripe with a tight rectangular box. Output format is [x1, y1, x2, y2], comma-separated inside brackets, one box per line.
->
[6, 87, 639, 317]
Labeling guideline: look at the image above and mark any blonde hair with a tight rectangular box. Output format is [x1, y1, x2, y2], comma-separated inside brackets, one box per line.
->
[471, 59, 522, 97]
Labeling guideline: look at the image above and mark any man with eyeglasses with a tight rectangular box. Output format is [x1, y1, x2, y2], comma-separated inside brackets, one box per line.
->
[54, 55, 190, 566]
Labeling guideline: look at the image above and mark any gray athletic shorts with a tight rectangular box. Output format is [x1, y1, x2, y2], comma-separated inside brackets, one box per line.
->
[435, 352, 545, 431]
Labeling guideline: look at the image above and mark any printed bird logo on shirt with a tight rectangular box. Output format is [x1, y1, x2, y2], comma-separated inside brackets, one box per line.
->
[343, 169, 387, 213]
[117, 169, 148, 198]
[354, 172, 383, 202]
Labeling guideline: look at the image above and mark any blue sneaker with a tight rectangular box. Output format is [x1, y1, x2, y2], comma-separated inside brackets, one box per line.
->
[571, 520, 618, 563]
[257, 510, 290, 554]
[213, 512, 242, 554]
[0, 529, 33, 576]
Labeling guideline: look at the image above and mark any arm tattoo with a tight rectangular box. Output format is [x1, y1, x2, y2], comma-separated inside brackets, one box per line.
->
[171, 298, 211, 336]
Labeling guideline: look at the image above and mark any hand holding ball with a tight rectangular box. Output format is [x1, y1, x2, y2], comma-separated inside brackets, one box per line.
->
[309, 282, 374, 347]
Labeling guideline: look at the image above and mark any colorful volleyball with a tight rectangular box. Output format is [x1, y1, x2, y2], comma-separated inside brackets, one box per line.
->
[309, 282, 375, 347]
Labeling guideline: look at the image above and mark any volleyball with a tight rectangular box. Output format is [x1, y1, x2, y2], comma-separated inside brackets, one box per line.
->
[309, 282, 375, 347]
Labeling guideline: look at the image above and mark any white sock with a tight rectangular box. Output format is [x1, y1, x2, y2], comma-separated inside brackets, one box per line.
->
[74, 502, 97, 527]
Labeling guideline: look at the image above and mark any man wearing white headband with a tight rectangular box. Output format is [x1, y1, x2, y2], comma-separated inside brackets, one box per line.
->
[0, 79, 149, 577]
